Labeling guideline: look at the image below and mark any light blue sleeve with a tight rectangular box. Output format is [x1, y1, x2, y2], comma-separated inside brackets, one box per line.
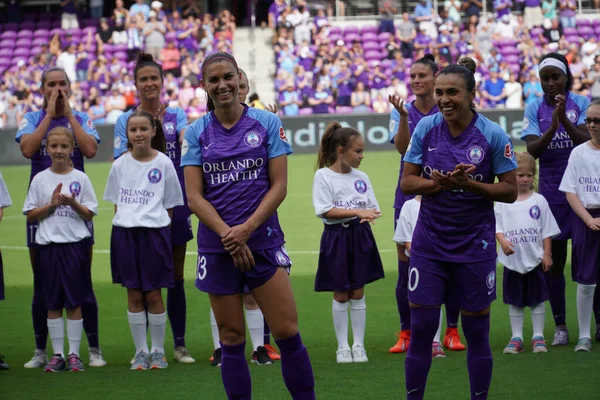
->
[572, 93, 591, 125]
[263, 112, 293, 159]
[520, 100, 542, 139]
[113, 113, 129, 159]
[77, 111, 101, 143]
[489, 123, 518, 176]
[15, 112, 41, 142]
[403, 116, 431, 165]
[180, 120, 204, 166]
[389, 108, 400, 144]
[175, 107, 187, 133]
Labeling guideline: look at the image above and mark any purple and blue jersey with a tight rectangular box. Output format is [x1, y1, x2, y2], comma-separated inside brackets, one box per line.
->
[181, 105, 292, 253]
[15, 110, 100, 183]
[404, 112, 517, 263]
[114, 106, 190, 221]
[389, 102, 439, 210]
[520, 92, 589, 204]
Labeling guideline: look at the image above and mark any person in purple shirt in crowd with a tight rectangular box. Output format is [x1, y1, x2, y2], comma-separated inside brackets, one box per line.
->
[436, 25, 453, 64]
[521, 53, 592, 346]
[268, 0, 287, 30]
[390, 51, 407, 81]
[113, 53, 196, 365]
[401, 57, 518, 400]
[15, 67, 105, 370]
[370, 64, 388, 99]
[309, 82, 334, 114]
[388, 54, 466, 355]
[558, 0, 577, 28]
[181, 52, 315, 400]
[335, 60, 354, 107]
[352, 58, 371, 88]
[414, 26, 433, 54]
[494, 0, 513, 18]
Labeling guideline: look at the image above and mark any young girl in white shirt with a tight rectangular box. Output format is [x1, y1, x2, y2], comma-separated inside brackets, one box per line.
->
[0, 172, 12, 370]
[104, 110, 183, 370]
[312, 121, 385, 364]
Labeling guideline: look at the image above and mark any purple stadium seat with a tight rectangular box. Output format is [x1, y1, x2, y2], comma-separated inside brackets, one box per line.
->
[501, 47, 519, 56]
[404, 58, 413, 68]
[563, 27, 577, 36]
[329, 34, 342, 43]
[13, 48, 30, 57]
[579, 26, 595, 39]
[21, 22, 35, 31]
[344, 26, 359, 35]
[103, 43, 115, 53]
[363, 41, 379, 50]
[362, 32, 378, 42]
[50, 28, 63, 37]
[113, 44, 128, 52]
[113, 51, 128, 61]
[344, 33, 360, 43]
[566, 35, 580, 44]
[3, 23, 18, 32]
[83, 27, 97, 35]
[504, 54, 519, 64]
[578, 19, 591, 26]
[298, 108, 313, 115]
[593, 19, 600, 27]
[34, 29, 50, 38]
[336, 106, 354, 114]
[364, 51, 381, 62]
[11, 56, 27, 65]
[17, 30, 34, 38]
[329, 26, 342, 35]
[30, 46, 42, 55]
[32, 37, 48, 46]
[15, 38, 32, 47]
[381, 59, 393, 69]
[0, 58, 11, 67]
[38, 11, 53, 21]
[361, 26, 378, 35]
[51, 21, 62, 29]
[83, 19, 97, 28]
[0, 39, 14, 48]
[1, 31, 17, 39]
[36, 21, 51, 30]
[378, 32, 392, 42]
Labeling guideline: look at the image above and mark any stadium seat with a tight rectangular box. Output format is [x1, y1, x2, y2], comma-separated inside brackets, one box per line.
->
[377, 32, 392, 42]
[360, 26, 378, 35]
[1, 31, 17, 39]
[32, 37, 48, 46]
[336, 106, 354, 114]
[15, 38, 32, 47]
[13, 48, 30, 57]
[33, 29, 50, 38]
[344, 26, 359, 35]
[3, 23, 18, 32]
[298, 108, 313, 115]
[36, 21, 52, 30]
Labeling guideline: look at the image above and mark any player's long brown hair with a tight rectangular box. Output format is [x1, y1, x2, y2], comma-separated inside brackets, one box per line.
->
[316, 121, 361, 170]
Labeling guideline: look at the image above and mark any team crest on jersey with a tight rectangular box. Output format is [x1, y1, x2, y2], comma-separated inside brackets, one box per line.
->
[163, 122, 176, 136]
[181, 139, 189, 156]
[354, 180, 367, 194]
[466, 146, 485, 164]
[275, 251, 290, 266]
[529, 205, 541, 220]
[65, 122, 72, 131]
[148, 168, 162, 184]
[86, 118, 95, 130]
[114, 136, 122, 150]
[486, 271, 496, 290]
[279, 126, 288, 143]
[244, 131, 262, 147]
[566, 110, 578, 123]
[504, 143, 514, 160]
[522, 117, 530, 131]
[69, 181, 81, 196]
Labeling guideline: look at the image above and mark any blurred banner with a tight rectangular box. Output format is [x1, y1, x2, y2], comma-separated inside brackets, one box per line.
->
[0, 108, 525, 165]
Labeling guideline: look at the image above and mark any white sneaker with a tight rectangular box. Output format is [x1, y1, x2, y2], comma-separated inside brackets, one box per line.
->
[174, 346, 196, 363]
[88, 347, 107, 367]
[352, 344, 369, 363]
[24, 349, 47, 368]
[336, 349, 353, 364]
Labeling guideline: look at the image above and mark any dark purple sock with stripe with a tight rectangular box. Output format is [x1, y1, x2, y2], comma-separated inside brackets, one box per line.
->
[82, 294, 100, 348]
[220, 341, 251, 400]
[405, 307, 439, 399]
[276, 332, 315, 399]
[167, 279, 186, 348]
[462, 313, 493, 399]
[264, 318, 271, 345]
[396, 260, 411, 331]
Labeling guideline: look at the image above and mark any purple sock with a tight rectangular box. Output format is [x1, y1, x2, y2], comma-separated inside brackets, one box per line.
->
[405, 307, 439, 399]
[461, 313, 493, 399]
[445, 304, 460, 329]
[82, 293, 100, 348]
[32, 296, 47, 350]
[220, 341, 251, 400]
[545, 271, 567, 326]
[264, 319, 271, 345]
[593, 286, 600, 325]
[167, 279, 186, 348]
[275, 332, 316, 400]
[396, 260, 411, 331]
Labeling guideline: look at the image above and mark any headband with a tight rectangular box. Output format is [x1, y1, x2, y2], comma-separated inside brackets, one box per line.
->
[201, 56, 239, 79]
[538, 58, 567, 75]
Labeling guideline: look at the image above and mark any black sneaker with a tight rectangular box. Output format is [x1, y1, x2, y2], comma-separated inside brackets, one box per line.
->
[251, 346, 273, 365]
[0, 354, 9, 370]
[210, 348, 222, 367]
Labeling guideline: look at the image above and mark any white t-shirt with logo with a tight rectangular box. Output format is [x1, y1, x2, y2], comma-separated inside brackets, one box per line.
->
[559, 142, 600, 209]
[0, 172, 12, 209]
[393, 198, 420, 257]
[23, 169, 98, 245]
[104, 151, 183, 228]
[494, 192, 561, 274]
[312, 167, 379, 225]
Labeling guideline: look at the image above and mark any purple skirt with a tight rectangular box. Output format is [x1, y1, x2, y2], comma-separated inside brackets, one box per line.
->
[572, 208, 600, 285]
[315, 218, 385, 292]
[549, 203, 575, 241]
[503, 265, 549, 308]
[110, 226, 175, 291]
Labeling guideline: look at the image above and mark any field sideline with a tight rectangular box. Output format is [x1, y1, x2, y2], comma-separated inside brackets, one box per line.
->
[1, 150, 598, 400]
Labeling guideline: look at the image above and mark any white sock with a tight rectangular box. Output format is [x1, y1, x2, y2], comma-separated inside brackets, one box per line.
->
[245, 308, 265, 351]
[531, 303, 546, 339]
[210, 308, 220, 350]
[577, 284, 596, 340]
[148, 311, 167, 354]
[127, 310, 149, 354]
[433, 308, 443, 343]
[66, 319, 83, 356]
[509, 305, 524, 340]
[332, 300, 350, 350]
[47, 318, 64, 358]
[349, 297, 367, 348]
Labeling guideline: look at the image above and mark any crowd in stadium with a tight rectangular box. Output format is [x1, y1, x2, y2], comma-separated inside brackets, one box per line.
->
[1, 0, 600, 126]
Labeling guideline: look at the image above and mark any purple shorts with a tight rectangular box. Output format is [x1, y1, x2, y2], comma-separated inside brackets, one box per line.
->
[0, 250, 4, 301]
[38, 240, 92, 310]
[502, 265, 549, 308]
[171, 217, 194, 246]
[549, 203, 574, 241]
[407, 254, 497, 312]
[572, 209, 600, 285]
[26, 220, 95, 247]
[110, 226, 175, 291]
[315, 219, 385, 292]
[195, 245, 291, 295]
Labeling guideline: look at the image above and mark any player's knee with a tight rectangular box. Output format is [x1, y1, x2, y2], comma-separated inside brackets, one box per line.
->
[144, 290, 163, 308]
[220, 325, 246, 346]
[269, 322, 299, 341]
[461, 306, 491, 317]
[333, 292, 350, 303]
[243, 293, 258, 309]
[349, 288, 364, 300]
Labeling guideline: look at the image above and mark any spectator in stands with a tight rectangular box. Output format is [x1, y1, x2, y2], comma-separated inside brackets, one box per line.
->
[88, 97, 107, 124]
[177, 19, 198, 54]
[349, 40, 364, 59]
[558, 0, 577, 28]
[542, 0, 558, 19]
[143, 11, 167, 60]
[372, 93, 389, 113]
[60, 0, 79, 29]
[112, 0, 129, 44]
[570, 54, 588, 79]
[493, 14, 515, 39]
[161, 40, 181, 77]
[280, 80, 301, 116]
[414, 0, 437, 39]
[186, 97, 205, 121]
[571, 76, 589, 97]
[385, 35, 401, 60]
[369, 64, 388, 100]
[437, 24, 453, 63]
[463, 0, 483, 25]
[289, 4, 312, 45]
[524, 0, 543, 28]
[327, 0, 346, 17]
[414, 25, 433, 54]
[1, 96, 19, 129]
[379, 0, 398, 34]
[523, 69, 543, 105]
[248, 93, 265, 109]
[445, 0, 463, 24]
[151, 1, 167, 22]
[387, 76, 408, 98]
[178, 79, 195, 108]
[96, 18, 114, 54]
[396, 13, 417, 59]
[76, 44, 91, 83]
[0, 81, 11, 115]
[105, 84, 127, 123]
[199, 28, 214, 53]
[482, 68, 507, 108]
[542, 18, 563, 44]
[309, 82, 333, 114]
[131, 0, 151, 21]
[475, 23, 493, 58]
[351, 81, 372, 113]
[90, 0, 104, 19]
[313, 7, 329, 32]
[269, 0, 287, 30]
[216, 10, 236, 40]
[180, 64, 199, 87]
[587, 59, 600, 101]
[89, 56, 110, 91]
[56, 44, 77, 83]
[335, 60, 353, 107]
[582, 37, 599, 68]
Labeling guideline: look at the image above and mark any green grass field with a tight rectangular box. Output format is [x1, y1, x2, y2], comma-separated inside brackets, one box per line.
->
[0, 151, 598, 399]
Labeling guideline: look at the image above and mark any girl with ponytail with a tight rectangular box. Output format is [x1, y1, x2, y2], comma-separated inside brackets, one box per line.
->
[312, 121, 384, 364]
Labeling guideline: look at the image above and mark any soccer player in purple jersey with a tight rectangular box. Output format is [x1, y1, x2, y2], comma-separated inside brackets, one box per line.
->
[182, 52, 315, 400]
[0, 172, 12, 370]
[113, 53, 195, 364]
[521, 53, 593, 346]
[15, 67, 105, 369]
[401, 57, 518, 399]
[388, 54, 465, 354]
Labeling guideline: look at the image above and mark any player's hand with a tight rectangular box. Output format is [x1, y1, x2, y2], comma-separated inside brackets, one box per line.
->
[389, 95, 409, 118]
[58, 192, 76, 206]
[265, 103, 278, 114]
[50, 183, 62, 208]
[542, 254, 553, 272]
[585, 217, 600, 231]
[356, 208, 381, 224]
[46, 89, 60, 118]
[230, 243, 255, 272]
[222, 223, 253, 252]
[155, 102, 169, 124]
[554, 94, 566, 122]
[61, 89, 73, 118]
[500, 240, 515, 256]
